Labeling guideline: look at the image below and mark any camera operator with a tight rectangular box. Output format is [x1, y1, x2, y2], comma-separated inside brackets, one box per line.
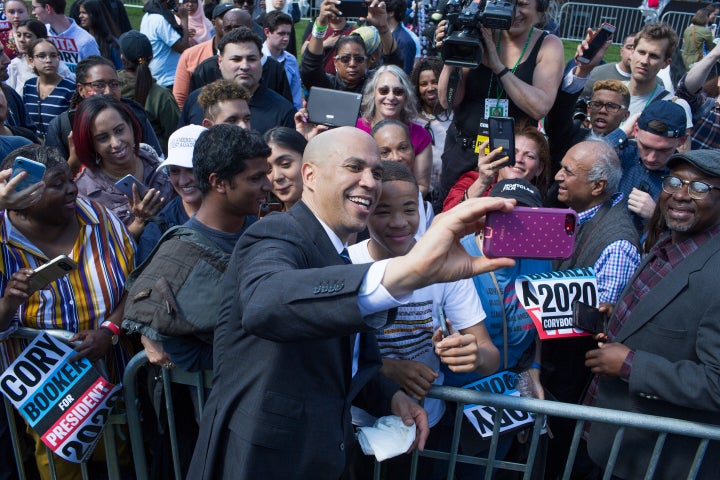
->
[434, 0, 563, 208]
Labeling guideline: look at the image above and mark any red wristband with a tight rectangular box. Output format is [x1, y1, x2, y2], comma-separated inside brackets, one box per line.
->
[100, 320, 121, 336]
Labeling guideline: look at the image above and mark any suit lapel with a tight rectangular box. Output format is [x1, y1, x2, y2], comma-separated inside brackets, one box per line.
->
[615, 234, 720, 342]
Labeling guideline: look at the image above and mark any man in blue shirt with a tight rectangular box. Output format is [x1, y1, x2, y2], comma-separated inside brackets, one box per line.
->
[262, 11, 302, 109]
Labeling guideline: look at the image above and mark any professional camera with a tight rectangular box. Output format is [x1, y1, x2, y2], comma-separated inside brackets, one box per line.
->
[435, 0, 515, 68]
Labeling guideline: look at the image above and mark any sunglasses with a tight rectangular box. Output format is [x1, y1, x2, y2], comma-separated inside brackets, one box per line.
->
[377, 86, 405, 96]
[334, 54, 366, 64]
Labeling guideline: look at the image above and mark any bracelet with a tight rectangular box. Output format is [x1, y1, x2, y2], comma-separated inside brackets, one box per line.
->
[497, 67, 511, 78]
[530, 361, 542, 370]
[100, 320, 121, 336]
[312, 22, 328, 39]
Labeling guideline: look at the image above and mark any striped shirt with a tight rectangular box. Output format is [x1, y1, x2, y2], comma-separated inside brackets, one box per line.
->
[22, 76, 75, 139]
[0, 197, 135, 369]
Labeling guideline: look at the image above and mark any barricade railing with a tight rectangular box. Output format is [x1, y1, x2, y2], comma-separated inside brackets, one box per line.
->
[120, 347, 720, 480]
[661, 11, 694, 44]
[2, 327, 125, 480]
[558, 2, 650, 44]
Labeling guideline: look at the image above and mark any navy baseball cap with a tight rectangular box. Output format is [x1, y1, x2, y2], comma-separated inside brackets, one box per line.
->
[489, 179, 543, 207]
[212, 3, 235, 19]
[637, 100, 686, 138]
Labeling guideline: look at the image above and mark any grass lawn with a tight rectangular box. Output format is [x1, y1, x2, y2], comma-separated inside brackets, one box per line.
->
[117, 11, 620, 65]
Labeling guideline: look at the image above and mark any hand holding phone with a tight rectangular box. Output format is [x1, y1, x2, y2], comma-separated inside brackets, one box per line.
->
[114, 174, 149, 199]
[578, 23, 615, 64]
[571, 301, 608, 335]
[28, 255, 78, 293]
[488, 116, 515, 167]
[10, 157, 46, 192]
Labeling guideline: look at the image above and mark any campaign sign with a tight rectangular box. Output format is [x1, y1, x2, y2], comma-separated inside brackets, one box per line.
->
[462, 371, 533, 438]
[515, 267, 599, 340]
[48, 36, 80, 72]
[0, 332, 120, 463]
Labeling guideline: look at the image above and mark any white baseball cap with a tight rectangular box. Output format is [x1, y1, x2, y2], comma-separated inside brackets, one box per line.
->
[158, 125, 207, 170]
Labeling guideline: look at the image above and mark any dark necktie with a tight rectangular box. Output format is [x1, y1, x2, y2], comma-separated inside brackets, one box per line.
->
[339, 248, 351, 264]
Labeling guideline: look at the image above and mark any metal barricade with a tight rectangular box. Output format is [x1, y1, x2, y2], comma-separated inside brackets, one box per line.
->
[558, 2, 650, 44]
[123, 351, 212, 480]
[121, 349, 720, 480]
[122, 0, 145, 8]
[2, 327, 125, 480]
[661, 11, 694, 44]
[406, 385, 720, 480]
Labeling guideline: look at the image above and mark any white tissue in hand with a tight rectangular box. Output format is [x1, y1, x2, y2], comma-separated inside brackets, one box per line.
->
[357, 415, 416, 461]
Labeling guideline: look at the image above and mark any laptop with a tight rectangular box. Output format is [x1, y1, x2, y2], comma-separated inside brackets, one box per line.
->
[307, 87, 363, 128]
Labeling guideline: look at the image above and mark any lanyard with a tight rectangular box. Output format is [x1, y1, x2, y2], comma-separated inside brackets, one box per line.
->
[489, 26, 535, 105]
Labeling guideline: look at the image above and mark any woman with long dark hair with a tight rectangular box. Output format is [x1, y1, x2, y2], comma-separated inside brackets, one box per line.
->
[118, 30, 180, 155]
[264, 126, 306, 210]
[73, 0, 122, 69]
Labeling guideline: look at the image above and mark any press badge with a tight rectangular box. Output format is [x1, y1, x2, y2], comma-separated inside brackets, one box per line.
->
[475, 119, 491, 154]
[485, 98, 509, 118]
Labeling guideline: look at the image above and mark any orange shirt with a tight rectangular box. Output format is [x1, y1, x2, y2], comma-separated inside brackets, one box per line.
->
[173, 39, 216, 109]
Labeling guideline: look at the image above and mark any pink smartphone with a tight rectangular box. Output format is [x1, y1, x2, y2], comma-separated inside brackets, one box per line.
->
[482, 207, 577, 259]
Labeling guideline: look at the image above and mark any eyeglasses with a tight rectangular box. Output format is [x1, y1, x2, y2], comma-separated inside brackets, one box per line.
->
[80, 80, 123, 91]
[377, 86, 405, 96]
[34, 52, 59, 60]
[588, 100, 626, 113]
[661, 175, 720, 199]
[334, 54, 366, 65]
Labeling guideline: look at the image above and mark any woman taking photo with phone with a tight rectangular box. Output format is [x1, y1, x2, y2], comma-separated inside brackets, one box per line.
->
[442, 124, 550, 211]
[435, 0, 563, 205]
[22, 39, 75, 141]
[300, 0, 401, 93]
[72, 94, 174, 239]
[0, 144, 135, 479]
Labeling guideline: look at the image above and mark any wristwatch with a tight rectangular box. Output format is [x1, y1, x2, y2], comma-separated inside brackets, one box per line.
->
[100, 321, 120, 345]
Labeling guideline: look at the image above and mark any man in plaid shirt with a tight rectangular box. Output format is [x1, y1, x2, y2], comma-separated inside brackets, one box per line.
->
[584, 149, 720, 479]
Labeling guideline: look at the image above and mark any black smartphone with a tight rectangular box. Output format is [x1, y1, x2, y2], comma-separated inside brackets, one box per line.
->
[571, 301, 607, 335]
[258, 202, 283, 218]
[578, 23, 616, 64]
[488, 116, 515, 167]
[438, 305, 451, 338]
[114, 174, 148, 198]
[337, 0, 368, 18]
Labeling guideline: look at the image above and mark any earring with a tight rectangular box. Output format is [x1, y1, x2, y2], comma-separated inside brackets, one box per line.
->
[95, 153, 101, 166]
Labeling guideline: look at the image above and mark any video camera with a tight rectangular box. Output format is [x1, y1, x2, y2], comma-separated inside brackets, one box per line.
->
[434, 0, 515, 68]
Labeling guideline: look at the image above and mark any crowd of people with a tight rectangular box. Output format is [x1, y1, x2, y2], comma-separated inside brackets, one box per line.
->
[0, 0, 720, 479]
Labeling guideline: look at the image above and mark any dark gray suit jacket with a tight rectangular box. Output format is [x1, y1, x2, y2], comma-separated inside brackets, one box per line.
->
[187, 201, 399, 479]
[588, 233, 720, 479]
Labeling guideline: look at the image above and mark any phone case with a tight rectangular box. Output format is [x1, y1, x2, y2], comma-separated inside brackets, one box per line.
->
[28, 255, 78, 292]
[488, 116, 515, 166]
[571, 301, 607, 334]
[482, 207, 578, 259]
[11, 157, 46, 192]
[578, 23, 616, 63]
[338, 0, 368, 18]
[115, 175, 148, 198]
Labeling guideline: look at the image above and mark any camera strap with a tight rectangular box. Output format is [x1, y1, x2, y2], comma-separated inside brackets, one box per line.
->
[446, 67, 462, 111]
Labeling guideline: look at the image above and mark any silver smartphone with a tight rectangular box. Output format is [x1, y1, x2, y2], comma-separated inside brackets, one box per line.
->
[28, 255, 78, 292]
